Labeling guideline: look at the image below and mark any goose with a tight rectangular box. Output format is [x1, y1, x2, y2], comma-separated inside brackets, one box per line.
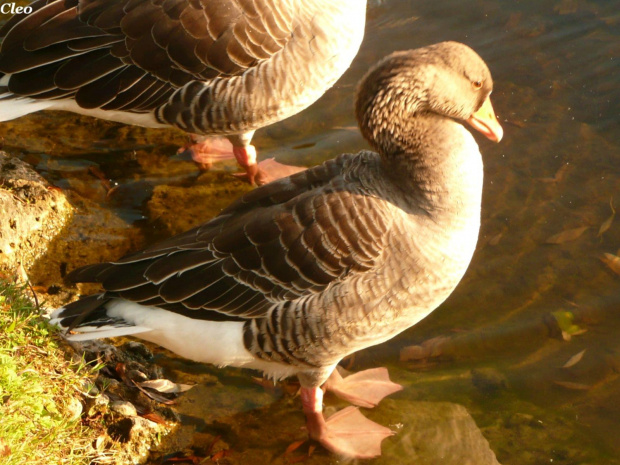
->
[0, 0, 367, 184]
[50, 41, 503, 458]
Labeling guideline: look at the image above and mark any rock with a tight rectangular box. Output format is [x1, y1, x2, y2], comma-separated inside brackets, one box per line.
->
[122, 342, 154, 361]
[85, 394, 109, 417]
[64, 397, 83, 421]
[0, 152, 73, 277]
[386, 401, 501, 465]
[108, 416, 165, 464]
[471, 368, 509, 394]
[110, 400, 138, 417]
[146, 171, 252, 236]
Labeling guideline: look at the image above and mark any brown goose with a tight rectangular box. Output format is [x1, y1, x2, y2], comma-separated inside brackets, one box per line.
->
[50, 42, 503, 458]
[0, 0, 367, 184]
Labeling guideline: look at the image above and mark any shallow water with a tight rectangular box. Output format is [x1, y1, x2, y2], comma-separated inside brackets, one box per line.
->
[2, 0, 620, 463]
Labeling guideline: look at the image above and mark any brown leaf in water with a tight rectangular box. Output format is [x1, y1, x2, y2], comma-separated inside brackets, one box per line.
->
[539, 163, 569, 183]
[285, 440, 306, 455]
[545, 226, 588, 244]
[598, 197, 615, 237]
[210, 449, 231, 461]
[600, 253, 620, 276]
[553, 380, 591, 391]
[506, 12, 522, 30]
[488, 232, 504, 246]
[162, 455, 203, 464]
[562, 350, 586, 368]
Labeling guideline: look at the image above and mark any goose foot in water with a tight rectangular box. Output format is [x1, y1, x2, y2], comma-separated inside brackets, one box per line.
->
[302, 388, 394, 458]
[179, 136, 305, 185]
[323, 367, 403, 408]
[178, 136, 238, 171]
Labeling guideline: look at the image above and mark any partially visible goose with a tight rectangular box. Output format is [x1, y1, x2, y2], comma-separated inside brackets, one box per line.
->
[0, 0, 367, 184]
[50, 42, 503, 458]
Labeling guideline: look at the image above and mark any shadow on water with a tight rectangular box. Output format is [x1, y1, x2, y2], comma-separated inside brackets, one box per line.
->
[2, 0, 619, 463]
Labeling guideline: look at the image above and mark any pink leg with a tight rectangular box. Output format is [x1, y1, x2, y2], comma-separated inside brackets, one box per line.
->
[323, 367, 403, 408]
[301, 387, 393, 458]
[178, 136, 237, 170]
[232, 148, 306, 186]
[178, 136, 306, 186]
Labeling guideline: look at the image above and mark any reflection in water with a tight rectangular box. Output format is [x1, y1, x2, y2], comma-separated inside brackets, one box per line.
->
[2, 0, 619, 463]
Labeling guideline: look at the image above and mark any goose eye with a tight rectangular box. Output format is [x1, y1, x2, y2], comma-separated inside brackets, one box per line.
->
[473, 80, 483, 89]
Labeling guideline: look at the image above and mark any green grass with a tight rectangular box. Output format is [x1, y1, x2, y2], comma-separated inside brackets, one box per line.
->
[0, 279, 105, 464]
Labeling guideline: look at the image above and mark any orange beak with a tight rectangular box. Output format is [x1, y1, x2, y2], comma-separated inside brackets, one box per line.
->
[467, 95, 503, 143]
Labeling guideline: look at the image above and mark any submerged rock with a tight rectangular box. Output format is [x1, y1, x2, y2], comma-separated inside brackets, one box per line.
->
[0, 152, 73, 277]
[382, 401, 501, 465]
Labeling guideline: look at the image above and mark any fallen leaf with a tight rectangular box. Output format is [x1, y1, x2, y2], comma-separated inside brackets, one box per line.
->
[285, 440, 306, 455]
[210, 449, 231, 461]
[141, 412, 168, 425]
[139, 379, 193, 394]
[0, 438, 10, 457]
[287, 456, 309, 464]
[539, 163, 569, 183]
[95, 435, 107, 452]
[551, 311, 583, 337]
[600, 253, 620, 276]
[489, 232, 504, 246]
[131, 380, 175, 405]
[162, 455, 203, 464]
[563, 350, 586, 368]
[546, 226, 588, 244]
[598, 197, 615, 237]
[553, 381, 591, 391]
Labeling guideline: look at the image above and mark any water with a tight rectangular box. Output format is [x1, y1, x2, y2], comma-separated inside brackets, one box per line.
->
[2, 0, 619, 463]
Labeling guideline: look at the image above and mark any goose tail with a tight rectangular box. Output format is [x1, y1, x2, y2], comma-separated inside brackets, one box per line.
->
[49, 294, 152, 342]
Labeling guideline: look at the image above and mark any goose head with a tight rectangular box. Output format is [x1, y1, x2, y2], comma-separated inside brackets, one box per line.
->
[355, 41, 503, 156]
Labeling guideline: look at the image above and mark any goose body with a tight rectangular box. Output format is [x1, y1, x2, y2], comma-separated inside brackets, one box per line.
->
[51, 42, 503, 458]
[0, 0, 367, 182]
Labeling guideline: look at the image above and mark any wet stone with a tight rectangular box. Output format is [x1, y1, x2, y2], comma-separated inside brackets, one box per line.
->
[0, 152, 73, 277]
[471, 368, 509, 395]
[110, 400, 138, 417]
[380, 401, 501, 465]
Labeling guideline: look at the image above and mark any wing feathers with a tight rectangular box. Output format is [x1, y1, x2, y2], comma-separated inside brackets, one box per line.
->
[64, 154, 389, 322]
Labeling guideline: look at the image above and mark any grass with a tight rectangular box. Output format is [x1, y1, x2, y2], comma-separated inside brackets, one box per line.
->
[0, 278, 106, 464]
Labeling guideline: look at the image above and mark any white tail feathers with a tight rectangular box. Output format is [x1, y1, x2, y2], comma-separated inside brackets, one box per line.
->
[0, 94, 56, 121]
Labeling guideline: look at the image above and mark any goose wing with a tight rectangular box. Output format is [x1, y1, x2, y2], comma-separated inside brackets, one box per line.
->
[67, 154, 393, 320]
[0, 0, 294, 111]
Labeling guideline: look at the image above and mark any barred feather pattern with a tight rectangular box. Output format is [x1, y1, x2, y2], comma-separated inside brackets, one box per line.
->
[0, 0, 366, 135]
[53, 43, 495, 386]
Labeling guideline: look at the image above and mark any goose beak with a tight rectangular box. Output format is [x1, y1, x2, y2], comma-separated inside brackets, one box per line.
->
[467, 96, 503, 142]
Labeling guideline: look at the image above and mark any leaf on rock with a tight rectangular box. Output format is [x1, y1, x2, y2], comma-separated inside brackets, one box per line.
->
[131, 380, 175, 405]
[139, 379, 193, 394]
[546, 226, 588, 244]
